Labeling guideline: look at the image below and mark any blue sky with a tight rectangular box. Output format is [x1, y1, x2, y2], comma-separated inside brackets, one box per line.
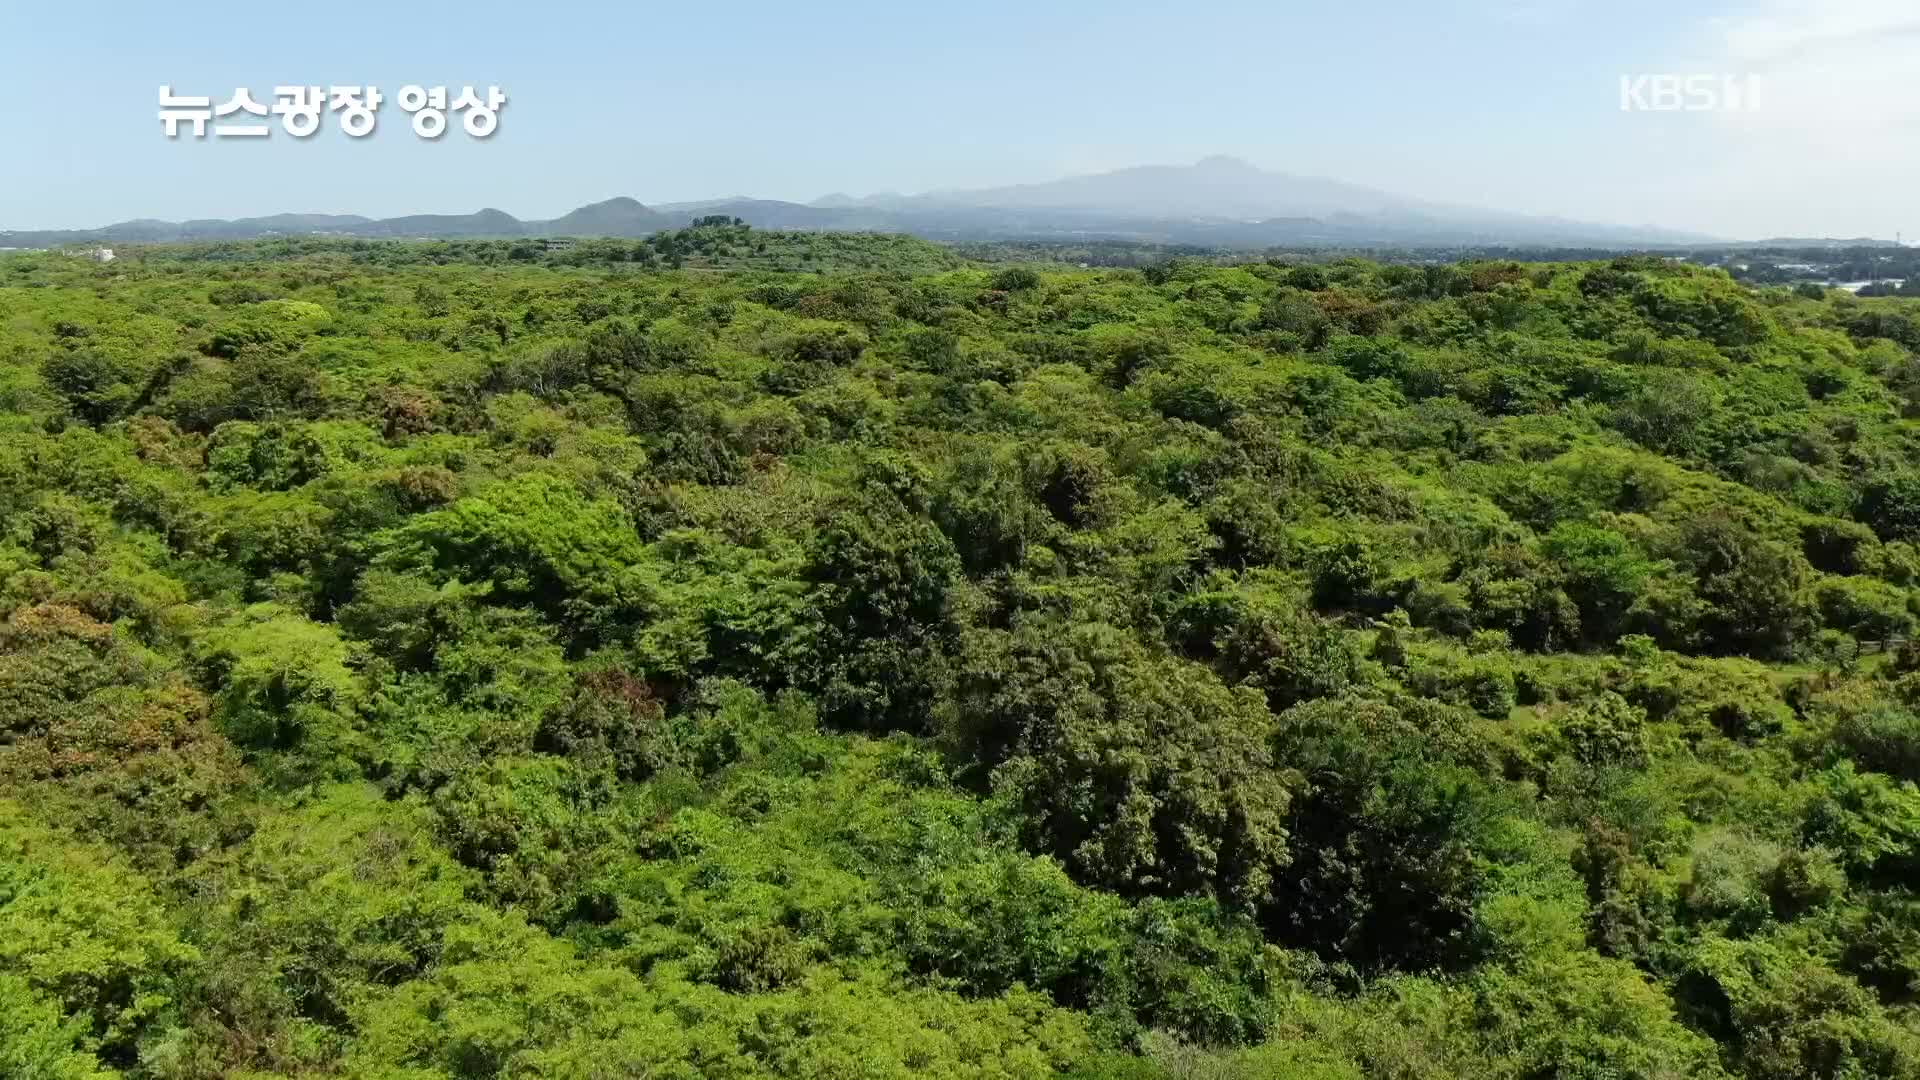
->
[4, 1, 1916, 239]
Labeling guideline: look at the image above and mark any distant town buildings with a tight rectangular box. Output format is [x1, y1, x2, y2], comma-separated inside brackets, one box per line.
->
[1838, 279, 1905, 294]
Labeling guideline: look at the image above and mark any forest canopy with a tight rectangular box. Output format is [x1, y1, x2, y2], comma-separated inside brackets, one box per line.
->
[5, 234, 1920, 1078]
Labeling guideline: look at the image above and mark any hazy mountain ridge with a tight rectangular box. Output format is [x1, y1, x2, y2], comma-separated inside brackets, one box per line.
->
[540, 197, 674, 236]
[0, 156, 1822, 249]
[898, 155, 1412, 218]
[1743, 237, 1907, 250]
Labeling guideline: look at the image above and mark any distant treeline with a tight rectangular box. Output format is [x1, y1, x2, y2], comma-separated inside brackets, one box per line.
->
[119, 223, 965, 273]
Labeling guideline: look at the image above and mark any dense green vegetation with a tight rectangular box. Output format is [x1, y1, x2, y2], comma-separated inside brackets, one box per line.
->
[118, 222, 966, 275]
[6, 237, 1920, 1078]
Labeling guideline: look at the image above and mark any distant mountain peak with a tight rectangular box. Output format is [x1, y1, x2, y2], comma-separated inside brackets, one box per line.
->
[541, 197, 669, 237]
[1193, 154, 1258, 171]
[909, 154, 1409, 221]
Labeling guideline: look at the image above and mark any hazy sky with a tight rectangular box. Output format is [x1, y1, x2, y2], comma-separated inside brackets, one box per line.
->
[3, 0, 1915, 240]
